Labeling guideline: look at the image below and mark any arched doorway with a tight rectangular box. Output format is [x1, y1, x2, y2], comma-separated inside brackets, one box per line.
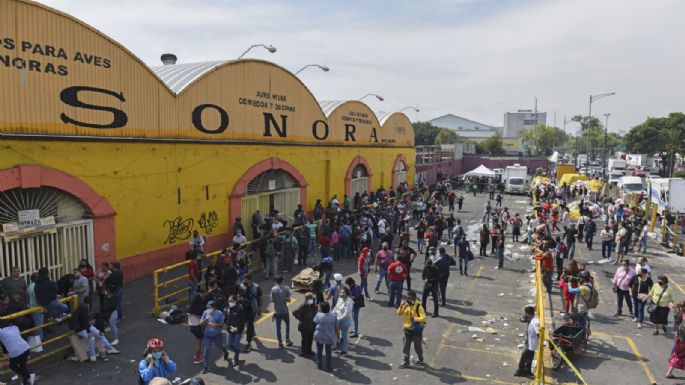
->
[392, 155, 409, 190]
[229, 158, 308, 241]
[0, 165, 116, 281]
[344, 156, 373, 198]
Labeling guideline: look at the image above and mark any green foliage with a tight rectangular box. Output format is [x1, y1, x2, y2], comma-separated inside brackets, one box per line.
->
[625, 113, 685, 176]
[571, 115, 602, 132]
[521, 124, 570, 156]
[412, 122, 442, 145]
[434, 128, 459, 145]
[475, 135, 506, 156]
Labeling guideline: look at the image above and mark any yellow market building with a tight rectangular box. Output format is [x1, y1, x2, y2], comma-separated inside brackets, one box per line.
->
[0, 0, 415, 280]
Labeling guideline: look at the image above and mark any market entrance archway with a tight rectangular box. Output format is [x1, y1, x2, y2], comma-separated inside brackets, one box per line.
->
[392, 154, 409, 190]
[345, 156, 373, 198]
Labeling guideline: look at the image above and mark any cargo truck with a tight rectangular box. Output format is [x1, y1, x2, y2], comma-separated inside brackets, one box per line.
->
[650, 178, 685, 212]
[503, 164, 528, 194]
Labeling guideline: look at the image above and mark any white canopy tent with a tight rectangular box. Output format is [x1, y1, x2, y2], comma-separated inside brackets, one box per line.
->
[464, 164, 496, 178]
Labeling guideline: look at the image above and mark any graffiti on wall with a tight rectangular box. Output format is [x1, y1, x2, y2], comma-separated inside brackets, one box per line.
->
[163, 210, 219, 244]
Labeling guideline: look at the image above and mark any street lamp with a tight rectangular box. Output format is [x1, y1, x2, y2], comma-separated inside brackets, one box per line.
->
[294, 64, 329, 75]
[603, 113, 610, 180]
[359, 94, 384, 102]
[401, 106, 420, 121]
[237, 44, 277, 59]
[586, 92, 616, 161]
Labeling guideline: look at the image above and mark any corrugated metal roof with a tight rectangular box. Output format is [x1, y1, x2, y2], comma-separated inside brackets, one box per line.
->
[376, 111, 392, 125]
[318, 100, 347, 117]
[151, 61, 226, 94]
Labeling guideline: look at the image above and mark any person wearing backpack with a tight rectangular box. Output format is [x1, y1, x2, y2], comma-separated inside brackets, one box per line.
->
[238, 275, 263, 353]
[264, 234, 278, 279]
[568, 271, 598, 333]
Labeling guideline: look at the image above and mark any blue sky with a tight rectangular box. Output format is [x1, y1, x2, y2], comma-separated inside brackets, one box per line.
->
[38, 0, 685, 134]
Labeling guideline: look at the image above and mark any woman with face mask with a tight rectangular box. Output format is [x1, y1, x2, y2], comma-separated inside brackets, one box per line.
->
[139, 338, 177, 385]
[224, 295, 245, 367]
[293, 292, 317, 357]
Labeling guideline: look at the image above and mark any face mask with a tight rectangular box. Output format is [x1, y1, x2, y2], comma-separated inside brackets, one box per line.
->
[228, 302, 236, 308]
[306, 299, 314, 305]
[151, 351, 163, 361]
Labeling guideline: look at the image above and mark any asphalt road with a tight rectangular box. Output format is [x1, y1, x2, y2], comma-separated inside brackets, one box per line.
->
[28, 191, 683, 385]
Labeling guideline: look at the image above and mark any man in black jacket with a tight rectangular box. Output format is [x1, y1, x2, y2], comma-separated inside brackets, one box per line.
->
[35, 268, 68, 320]
[434, 247, 452, 307]
[421, 258, 440, 317]
[224, 295, 246, 366]
[292, 292, 317, 357]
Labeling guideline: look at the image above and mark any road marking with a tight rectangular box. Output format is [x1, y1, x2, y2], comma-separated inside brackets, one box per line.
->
[255, 298, 298, 325]
[666, 275, 685, 296]
[593, 332, 656, 384]
[442, 344, 517, 358]
[423, 367, 521, 385]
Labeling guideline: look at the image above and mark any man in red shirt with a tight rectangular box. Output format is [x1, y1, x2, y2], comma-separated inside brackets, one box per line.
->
[387, 255, 408, 308]
[188, 253, 203, 303]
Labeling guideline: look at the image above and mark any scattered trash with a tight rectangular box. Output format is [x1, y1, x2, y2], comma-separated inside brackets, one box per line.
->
[498, 293, 505, 297]
[393, 377, 398, 381]
[503, 323, 509, 327]
[597, 259, 611, 264]
[468, 327, 486, 333]
[486, 327, 498, 334]
[472, 334, 479, 339]
[506, 244, 514, 249]
[172, 378, 182, 384]
[157, 318, 168, 324]
[502, 362, 509, 367]
[518, 333, 524, 337]
[517, 344, 525, 349]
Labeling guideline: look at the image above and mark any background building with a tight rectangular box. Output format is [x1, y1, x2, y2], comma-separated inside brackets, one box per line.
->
[503, 110, 547, 137]
[429, 114, 502, 142]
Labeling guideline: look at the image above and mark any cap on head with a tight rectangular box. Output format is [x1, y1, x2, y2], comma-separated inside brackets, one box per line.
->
[206, 300, 216, 308]
[333, 273, 343, 282]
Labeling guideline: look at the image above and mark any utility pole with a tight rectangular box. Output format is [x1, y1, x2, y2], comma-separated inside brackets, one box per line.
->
[603, 113, 610, 180]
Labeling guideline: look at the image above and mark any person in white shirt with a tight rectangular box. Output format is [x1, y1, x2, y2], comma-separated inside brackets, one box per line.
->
[0, 322, 35, 385]
[378, 218, 387, 236]
[271, 218, 283, 235]
[189, 231, 205, 251]
[635, 257, 651, 276]
[515, 306, 539, 378]
[232, 230, 246, 247]
[333, 287, 354, 355]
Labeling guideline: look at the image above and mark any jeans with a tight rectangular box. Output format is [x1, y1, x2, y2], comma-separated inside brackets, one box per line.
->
[417, 238, 425, 253]
[352, 307, 360, 335]
[266, 255, 277, 278]
[555, 255, 564, 279]
[633, 298, 645, 323]
[316, 342, 332, 370]
[360, 275, 370, 298]
[115, 288, 124, 320]
[275, 313, 290, 343]
[422, 283, 439, 315]
[323, 269, 333, 289]
[479, 242, 488, 256]
[46, 299, 68, 319]
[78, 326, 112, 358]
[108, 310, 118, 342]
[309, 238, 317, 256]
[602, 240, 612, 260]
[402, 330, 423, 363]
[202, 334, 225, 369]
[189, 282, 198, 304]
[338, 318, 351, 352]
[616, 289, 633, 314]
[640, 238, 647, 253]
[497, 248, 504, 268]
[226, 332, 242, 361]
[567, 242, 576, 260]
[8, 349, 29, 385]
[388, 281, 404, 308]
[375, 268, 389, 293]
[438, 275, 449, 305]
[459, 256, 468, 275]
[585, 234, 593, 249]
[32, 311, 44, 340]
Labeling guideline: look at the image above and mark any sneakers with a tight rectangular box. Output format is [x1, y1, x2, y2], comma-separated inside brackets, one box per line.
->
[286, 340, 294, 347]
[89, 356, 97, 362]
[637, 323, 643, 329]
[110, 339, 119, 346]
[201, 368, 210, 374]
[106, 347, 120, 354]
[244, 344, 252, 353]
[224, 350, 229, 361]
[632, 317, 638, 322]
[399, 362, 411, 369]
[193, 355, 205, 364]
[413, 359, 425, 367]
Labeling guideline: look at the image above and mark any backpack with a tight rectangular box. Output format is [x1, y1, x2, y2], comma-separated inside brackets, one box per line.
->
[165, 308, 186, 324]
[582, 284, 599, 309]
[265, 240, 276, 257]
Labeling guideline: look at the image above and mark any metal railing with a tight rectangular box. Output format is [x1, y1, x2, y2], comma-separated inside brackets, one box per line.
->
[533, 259, 546, 383]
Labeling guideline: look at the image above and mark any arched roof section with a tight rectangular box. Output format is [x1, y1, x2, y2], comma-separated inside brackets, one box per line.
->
[380, 112, 415, 147]
[322, 100, 382, 143]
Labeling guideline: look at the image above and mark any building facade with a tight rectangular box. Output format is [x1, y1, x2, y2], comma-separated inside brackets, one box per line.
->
[503, 110, 547, 138]
[0, 0, 414, 280]
[429, 114, 502, 142]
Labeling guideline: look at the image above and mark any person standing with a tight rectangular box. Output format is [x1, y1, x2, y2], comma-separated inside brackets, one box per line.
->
[357, 247, 372, 300]
[293, 293, 317, 357]
[374, 243, 393, 295]
[281, 230, 298, 273]
[200, 300, 226, 374]
[514, 306, 539, 378]
[387, 255, 408, 308]
[139, 338, 177, 385]
[69, 268, 90, 305]
[585, 219, 596, 250]
[457, 192, 464, 211]
[397, 291, 426, 368]
[629, 269, 653, 329]
[238, 275, 263, 353]
[490, 224, 500, 255]
[645, 275, 674, 336]
[187, 254, 202, 304]
[421, 258, 440, 317]
[271, 276, 293, 348]
[187, 289, 208, 364]
[397, 240, 416, 291]
[534, 244, 554, 293]
[3, 267, 27, 307]
[346, 278, 363, 337]
[0, 320, 35, 385]
[224, 295, 245, 367]
[612, 259, 636, 317]
[479, 224, 490, 257]
[600, 225, 613, 261]
[564, 224, 578, 260]
[495, 230, 505, 270]
[666, 324, 685, 378]
[455, 234, 471, 276]
[313, 302, 337, 372]
[333, 287, 353, 355]
[434, 247, 452, 307]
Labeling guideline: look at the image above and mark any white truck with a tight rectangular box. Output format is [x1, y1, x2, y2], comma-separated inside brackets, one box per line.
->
[607, 158, 627, 175]
[503, 164, 528, 194]
[650, 178, 685, 212]
[626, 154, 648, 167]
[617, 176, 645, 201]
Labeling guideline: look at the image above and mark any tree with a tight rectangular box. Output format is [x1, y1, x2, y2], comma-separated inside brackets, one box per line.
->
[521, 124, 570, 156]
[625, 112, 685, 176]
[412, 122, 442, 145]
[475, 134, 506, 156]
[434, 128, 459, 145]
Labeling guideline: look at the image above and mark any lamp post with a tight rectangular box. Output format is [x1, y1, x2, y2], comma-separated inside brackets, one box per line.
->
[603, 113, 610, 180]
[359, 94, 384, 102]
[237, 44, 277, 59]
[586, 92, 616, 162]
[401, 106, 420, 121]
[294, 64, 329, 75]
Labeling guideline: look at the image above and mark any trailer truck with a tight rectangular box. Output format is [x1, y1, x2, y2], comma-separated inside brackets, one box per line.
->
[650, 178, 685, 212]
[503, 164, 528, 194]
